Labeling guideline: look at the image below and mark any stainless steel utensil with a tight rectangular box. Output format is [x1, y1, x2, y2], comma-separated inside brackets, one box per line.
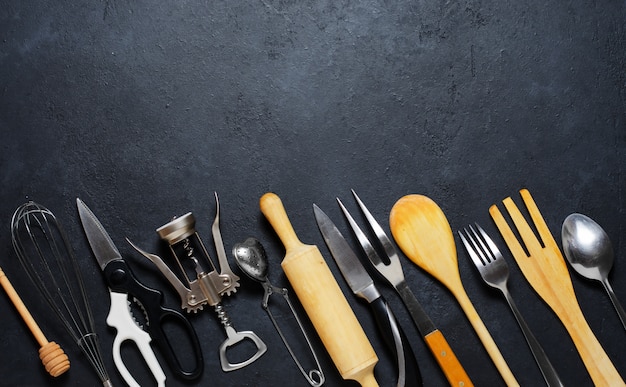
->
[233, 237, 325, 387]
[459, 223, 563, 387]
[129, 193, 266, 372]
[314, 204, 421, 387]
[260, 192, 379, 387]
[390, 193, 518, 386]
[78, 199, 203, 385]
[339, 191, 473, 387]
[490, 189, 624, 386]
[11, 201, 113, 387]
[562, 213, 626, 330]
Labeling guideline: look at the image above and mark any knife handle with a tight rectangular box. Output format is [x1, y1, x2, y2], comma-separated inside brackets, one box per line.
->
[424, 329, 474, 387]
[370, 296, 422, 387]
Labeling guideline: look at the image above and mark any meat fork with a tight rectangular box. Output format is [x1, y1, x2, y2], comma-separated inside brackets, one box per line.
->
[338, 190, 473, 387]
[458, 224, 563, 387]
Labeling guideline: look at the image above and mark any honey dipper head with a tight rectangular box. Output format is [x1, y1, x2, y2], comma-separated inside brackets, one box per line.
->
[39, 341, 70, 377]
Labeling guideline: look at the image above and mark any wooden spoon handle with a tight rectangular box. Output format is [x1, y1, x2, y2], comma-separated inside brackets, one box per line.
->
[559, 306, 624, 385]
[454, 288, 519, 387]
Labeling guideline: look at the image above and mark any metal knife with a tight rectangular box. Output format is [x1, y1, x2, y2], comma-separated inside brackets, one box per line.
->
[313, 204, 422, 387]
[340, 190, 473, 387]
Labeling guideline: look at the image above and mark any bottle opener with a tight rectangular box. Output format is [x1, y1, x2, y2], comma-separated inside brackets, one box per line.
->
[129, 193, 267, 372]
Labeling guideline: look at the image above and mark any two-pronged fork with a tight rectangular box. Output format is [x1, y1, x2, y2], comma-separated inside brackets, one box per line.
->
[490, 189, 624, 386]
[459, 224, 563, 387]
[338, 190, 473, 387]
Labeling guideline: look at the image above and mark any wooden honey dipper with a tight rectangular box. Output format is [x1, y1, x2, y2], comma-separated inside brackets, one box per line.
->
[0, 267, 70, 377]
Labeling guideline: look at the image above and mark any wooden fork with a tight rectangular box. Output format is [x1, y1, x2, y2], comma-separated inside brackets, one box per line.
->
[490, 189, 624, 386]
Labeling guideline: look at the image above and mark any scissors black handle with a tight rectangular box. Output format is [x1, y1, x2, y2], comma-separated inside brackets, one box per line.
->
[104, 259, 204, 380]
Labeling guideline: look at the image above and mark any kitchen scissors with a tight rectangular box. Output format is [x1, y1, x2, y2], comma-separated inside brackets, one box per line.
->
[77, 198, 203, 386]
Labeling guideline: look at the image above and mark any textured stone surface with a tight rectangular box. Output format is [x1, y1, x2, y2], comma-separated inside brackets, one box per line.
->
[1, 1, 624, 386]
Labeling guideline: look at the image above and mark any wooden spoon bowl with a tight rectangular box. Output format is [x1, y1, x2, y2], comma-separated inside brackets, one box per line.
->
[390, 194, 518, 387]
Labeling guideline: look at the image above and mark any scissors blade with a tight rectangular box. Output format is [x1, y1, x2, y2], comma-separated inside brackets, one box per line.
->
[77, 198, 123, 270]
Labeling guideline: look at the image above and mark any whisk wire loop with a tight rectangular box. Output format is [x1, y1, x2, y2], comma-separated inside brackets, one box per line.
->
[11, 201, 113, 386]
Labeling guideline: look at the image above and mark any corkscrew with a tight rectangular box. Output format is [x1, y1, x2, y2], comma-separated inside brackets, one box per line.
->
[128, 193, 267, 372]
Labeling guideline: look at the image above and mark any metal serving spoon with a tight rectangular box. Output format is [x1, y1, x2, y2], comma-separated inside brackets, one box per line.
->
[233, 237, 325, 387]
[562, 213, 626, 330]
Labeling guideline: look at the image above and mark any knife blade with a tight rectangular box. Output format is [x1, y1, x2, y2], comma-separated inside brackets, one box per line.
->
[341, 191, 474, 387]
[313, 204, 422, 387]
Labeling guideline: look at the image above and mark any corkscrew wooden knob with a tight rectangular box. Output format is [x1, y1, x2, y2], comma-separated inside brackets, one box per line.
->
[0, 267, 70, 377]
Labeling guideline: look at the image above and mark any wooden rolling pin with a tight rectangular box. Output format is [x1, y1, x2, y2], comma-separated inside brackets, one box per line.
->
[260, 193, 379, 387]
[0, 267, 70, 377]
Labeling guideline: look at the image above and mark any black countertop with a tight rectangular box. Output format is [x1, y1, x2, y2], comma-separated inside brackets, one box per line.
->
[1, 1, 625, 386]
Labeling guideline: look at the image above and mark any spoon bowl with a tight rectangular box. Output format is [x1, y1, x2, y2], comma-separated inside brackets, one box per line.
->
[232, 237, 326, 387]
[562, 213, 613, 281]
[390, 194, 518, 386]
[562, 213, 626, 330]
[233, 237, 269, 283]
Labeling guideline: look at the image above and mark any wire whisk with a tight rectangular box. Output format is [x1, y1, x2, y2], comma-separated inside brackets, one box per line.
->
[11, 201, 113, 387]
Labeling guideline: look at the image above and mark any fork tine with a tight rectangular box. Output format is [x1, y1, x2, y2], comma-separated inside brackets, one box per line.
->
[502, 196, 544, 254]
[468, 225, 494, 263]
[465, 225, 494, 264]
[489, 203, 531, 260]
[519, 189, 558, 250]
[351, 190, 400, 263]
[336, 197, 384, 266]
[458, 228, 487, 268]
[474, 223, 502, 262]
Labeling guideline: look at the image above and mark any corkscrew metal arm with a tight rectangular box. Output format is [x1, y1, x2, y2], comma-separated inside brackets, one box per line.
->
[211, 192, 241, 296]
[130, 193, 267, 371]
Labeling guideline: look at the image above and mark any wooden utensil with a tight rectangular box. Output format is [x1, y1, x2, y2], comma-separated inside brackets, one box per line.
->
[390, 194, 519, 387]
[490, 189, 625, 386]
[260, 193, 379, 387]
[0, 267, 70, 377]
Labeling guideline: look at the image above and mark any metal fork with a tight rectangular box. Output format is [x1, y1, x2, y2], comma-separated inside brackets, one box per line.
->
[459, 224, 563, 387]
[338, 190, 473, 387]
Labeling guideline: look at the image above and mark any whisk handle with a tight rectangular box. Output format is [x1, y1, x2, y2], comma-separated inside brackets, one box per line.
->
[108, 291, 166, 387]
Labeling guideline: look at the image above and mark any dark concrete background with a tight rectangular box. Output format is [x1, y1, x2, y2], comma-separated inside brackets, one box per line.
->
[1, 0, 625, 386]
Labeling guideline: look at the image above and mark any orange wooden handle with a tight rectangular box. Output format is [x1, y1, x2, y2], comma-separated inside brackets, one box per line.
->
[424, 330, 473, 387]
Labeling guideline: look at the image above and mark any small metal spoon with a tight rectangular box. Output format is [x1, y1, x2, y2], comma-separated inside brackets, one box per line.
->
[233, 237, 325, 387]
[562, 213, 626, 330]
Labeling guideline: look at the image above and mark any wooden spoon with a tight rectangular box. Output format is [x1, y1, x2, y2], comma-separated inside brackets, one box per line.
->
[389, 194, 519, 387]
